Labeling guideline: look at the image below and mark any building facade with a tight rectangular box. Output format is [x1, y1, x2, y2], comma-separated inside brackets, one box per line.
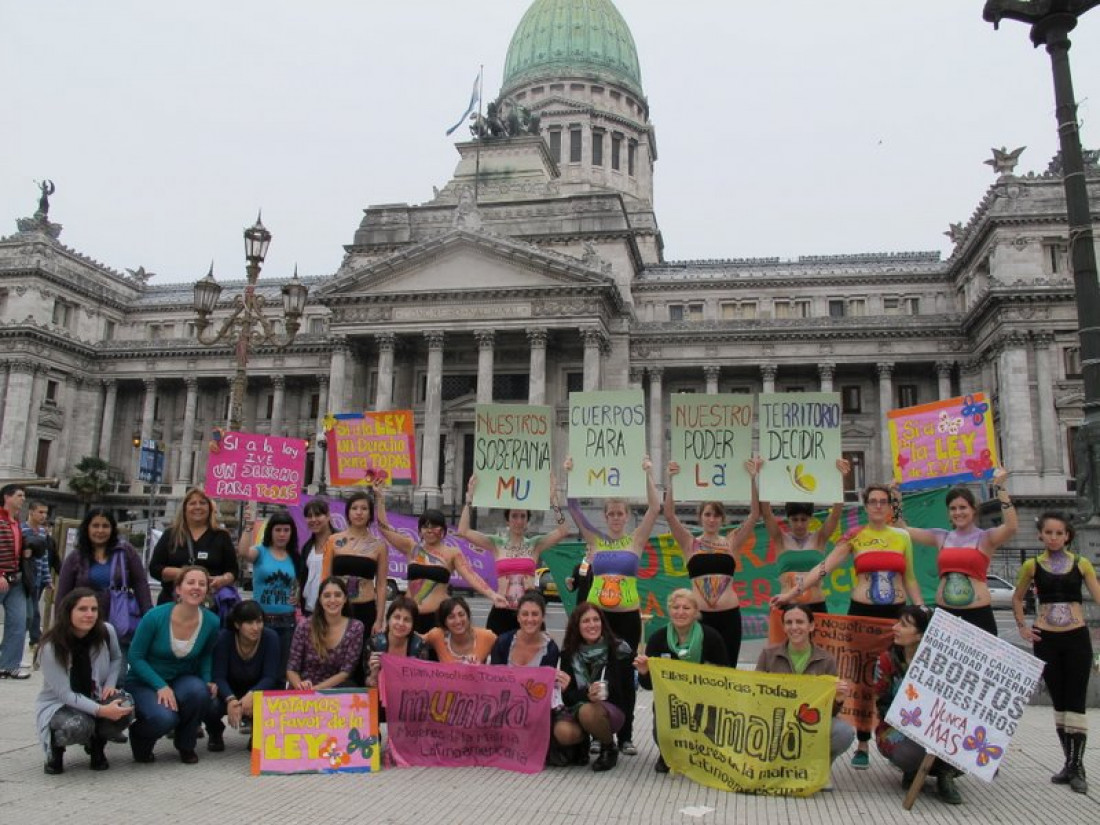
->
[0, 0, 1097, 559]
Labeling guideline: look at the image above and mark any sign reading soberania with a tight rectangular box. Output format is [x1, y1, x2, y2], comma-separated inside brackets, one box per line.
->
[204, 430, 307, 505]
[472, 403, 553, 510]
[251, 689, 380, 775]
[758, 393, 843, 503]
[567, 390, 647, 499]
[887, 393, 998, 491]
[324, 411, 417, 487]
[884, 610, 1042, 782]
[670, 394, 754, 501]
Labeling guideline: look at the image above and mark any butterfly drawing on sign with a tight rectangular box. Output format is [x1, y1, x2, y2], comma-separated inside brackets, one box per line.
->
[962, 725, 1004, 767]
[904, 683, 920, 702]
[960, 394, 989, 426]
[897, 451, 910, 470]
[209, 427, 224, 454]
[965, 449, 994, 477]
[320, 737, 351, 769]
[937, 410, 963, 435]
[349, 694, 370, 712]
[900, 707, 922, 727]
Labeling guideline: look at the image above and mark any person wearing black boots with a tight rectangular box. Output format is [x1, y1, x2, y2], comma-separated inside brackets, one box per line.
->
[1014, 512, 1100, 795]
[34, 588, 133, 773]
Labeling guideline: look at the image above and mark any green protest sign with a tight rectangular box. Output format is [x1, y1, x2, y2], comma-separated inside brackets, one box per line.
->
[472, 404, 553, 509]
[758, 392, 843, 503]
[670, 393, 754, 501]
[567, 390, 647, 498]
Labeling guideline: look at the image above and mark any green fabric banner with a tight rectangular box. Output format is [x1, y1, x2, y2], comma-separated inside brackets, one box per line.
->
[540, 489, 946, 640]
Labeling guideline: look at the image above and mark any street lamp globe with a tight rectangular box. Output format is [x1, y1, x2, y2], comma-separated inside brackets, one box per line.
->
[193, 262, 222, 316]
[244, 212, 272, 265]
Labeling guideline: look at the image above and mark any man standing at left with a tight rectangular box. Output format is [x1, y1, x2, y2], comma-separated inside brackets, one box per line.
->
[0, 483, 30, 679]
[22, 500, 55, 650]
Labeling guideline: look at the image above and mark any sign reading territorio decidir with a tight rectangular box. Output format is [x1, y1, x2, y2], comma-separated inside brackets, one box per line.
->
[472, 403, 553, 510]
[204, 429, 307, 505]
[567, 389, 648, 499]
[757, 392, 843, 504]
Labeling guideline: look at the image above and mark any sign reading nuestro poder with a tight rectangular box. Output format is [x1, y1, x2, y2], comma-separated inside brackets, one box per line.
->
[884, 610, 1042, 782]
[670, 394, 754, 501]
[473, 403, 552, 510]
[324, 411, 417, 487]
[758, 393, 843, 503]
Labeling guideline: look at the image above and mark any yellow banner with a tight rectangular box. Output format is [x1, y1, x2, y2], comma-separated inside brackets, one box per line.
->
[650, 658, 836, 796]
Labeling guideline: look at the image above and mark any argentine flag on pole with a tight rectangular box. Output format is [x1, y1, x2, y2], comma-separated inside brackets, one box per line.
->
[445, 69, 482, 136]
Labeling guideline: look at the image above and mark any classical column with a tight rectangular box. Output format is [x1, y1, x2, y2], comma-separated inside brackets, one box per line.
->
[475, 329, 495, 405]
[935, 361, 954, 400]
[55, 375, 77, 473]
[270, 375, 286, 435]
[877, 362, 894, 479]
[704, 365, 721, 395]
[327, 337, 348, 416]
[527, 328, 548, 405]
[648, 366, 664, 472]
[98, 379, 118, 459]
[177, 377, 199, 484]
[418, 331, 445, 506]
[818, 362, 835, 393]
[312, 377, 329, 489]
[997, 335, 1038, 475]
[629, 367, 645, 391]
[1032, 334, 1062, 474]
[22, 366, 46, 469]
[761, 364, 777, 394]
[582, 328, 603, 391]
[375, 332, 396, 410]
[135, 378, 158, 481]
[0, 362, 8, 438]
[0, 360, 34, 472]
[959, 359, 983, 396]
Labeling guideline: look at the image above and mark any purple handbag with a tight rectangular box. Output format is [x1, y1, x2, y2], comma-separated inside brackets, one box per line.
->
[108, 551, 142, 640]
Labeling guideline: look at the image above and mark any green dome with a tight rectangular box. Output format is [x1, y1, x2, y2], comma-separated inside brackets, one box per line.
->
[503, 0, 643, 98]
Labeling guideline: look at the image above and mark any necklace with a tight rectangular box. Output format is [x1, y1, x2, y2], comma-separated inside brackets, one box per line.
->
[446, 632, 475, 662]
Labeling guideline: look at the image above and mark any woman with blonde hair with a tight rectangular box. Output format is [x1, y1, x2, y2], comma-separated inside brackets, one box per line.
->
[149, 488, 237, 605]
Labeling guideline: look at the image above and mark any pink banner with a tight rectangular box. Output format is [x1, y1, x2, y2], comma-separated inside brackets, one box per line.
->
[324, 411, 417, 487]
[205, 429, 307, 505]
[251, 689, 380, 775]
[380, 655, 554, 773]
[887, 393, 998, 491]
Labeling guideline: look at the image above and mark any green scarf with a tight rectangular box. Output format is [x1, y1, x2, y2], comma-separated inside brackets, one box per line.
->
[787, 643, 812, 675]
[666, 621, 704, 664]
[573, 641, 609, 689]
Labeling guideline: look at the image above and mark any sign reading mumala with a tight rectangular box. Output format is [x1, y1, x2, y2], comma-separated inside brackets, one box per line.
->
[884, 610, 1042, 782]
[324, 411, 416, 487]
[567, 390, 648, 498]
[205, 429, 307, 505]
[473, 403, 553, 509]
[758, 393, 843, 503]
[650, 658, 836, 796]
[250, 689, 380, 775]
[670, 394, 754, 501]
[887, 393, 998, 491]
[381, 656, 554, 774]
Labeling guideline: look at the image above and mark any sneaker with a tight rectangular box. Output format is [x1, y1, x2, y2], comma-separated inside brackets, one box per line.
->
[619, 739, 638, 756]
[936, 772, 962, 805]
[592, 744, 618, 772]
[851, 750, 870, 770]
[590, 739, 601, 755]
[0, 668, 32, 680]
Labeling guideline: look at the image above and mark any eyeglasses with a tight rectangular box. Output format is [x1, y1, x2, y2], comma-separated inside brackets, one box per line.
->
[866, 499, 891, 506]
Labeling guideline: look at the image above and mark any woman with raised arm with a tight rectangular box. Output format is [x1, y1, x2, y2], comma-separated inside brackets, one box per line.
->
[664, 458, 760, 665]
[35, 588, 133, 774]
[563, 455, 660, 757]
[457, 474, 572, 634]
[320, 492, 387, 636]
[149, 488, 238, 605]
[297, 498, 334, 617]
[286, 576, 364, 691]
[376, 494, 506, 634]
[772, 483, 923, 770]
[760, 459, 849, 615]
[237, 508, 301, 675]
[894, 468, 1016, 635]
[1014, 512, 1100, 795]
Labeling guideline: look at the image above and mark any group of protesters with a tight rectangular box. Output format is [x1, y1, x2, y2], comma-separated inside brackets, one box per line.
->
[7, 459, 1097, 800]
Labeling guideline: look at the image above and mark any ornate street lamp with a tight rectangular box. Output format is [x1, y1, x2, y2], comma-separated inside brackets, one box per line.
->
[192, 213, 308, 432]
[983, 1, 1100, 527]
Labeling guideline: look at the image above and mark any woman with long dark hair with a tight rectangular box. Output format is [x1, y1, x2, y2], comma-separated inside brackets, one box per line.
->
[34, 588, 133, 774]
[552, 602, 634, 772]
[238, 508, 301, 674]
[286, 576, 364, 690]
[149, 488, 237, 605]
[1014, 512, 1100, 794]
[298, 498, 334, 616]
[322, 492, 388, 635]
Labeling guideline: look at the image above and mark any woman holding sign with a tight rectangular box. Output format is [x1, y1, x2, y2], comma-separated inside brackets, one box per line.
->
[237, 509, 301, 676]
[773, 483, 923, 769]
[664, 458, 760, 666]
[892, 470, 1016, 636]
[376, 495, 507, 634]
[457, 474, 572, 634]
[563, 455, 660, 757]
[423, 596, 496, 664]
[1014, 512, 1100, 795]
[321, 492, 387, 635]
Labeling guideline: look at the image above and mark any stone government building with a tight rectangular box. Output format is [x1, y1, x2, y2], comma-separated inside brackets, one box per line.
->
[1, 0, 1097, 560]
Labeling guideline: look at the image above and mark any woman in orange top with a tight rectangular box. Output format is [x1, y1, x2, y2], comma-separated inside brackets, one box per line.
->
[422, 596, 496, 664]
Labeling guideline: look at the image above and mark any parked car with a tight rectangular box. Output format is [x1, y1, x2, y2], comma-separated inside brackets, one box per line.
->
[386, 577, 407, 601]
[536, 567, 559, 601]
[987, 573, 1034, 613]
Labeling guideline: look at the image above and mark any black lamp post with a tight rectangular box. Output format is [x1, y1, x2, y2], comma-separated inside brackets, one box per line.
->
[983, 1, 1100, 527]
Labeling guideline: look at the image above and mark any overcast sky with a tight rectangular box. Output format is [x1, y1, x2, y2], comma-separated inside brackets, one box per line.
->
[3, 1, 1098, 285]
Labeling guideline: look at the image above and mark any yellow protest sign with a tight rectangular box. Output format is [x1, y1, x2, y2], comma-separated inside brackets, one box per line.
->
[650, 658, 836, 796]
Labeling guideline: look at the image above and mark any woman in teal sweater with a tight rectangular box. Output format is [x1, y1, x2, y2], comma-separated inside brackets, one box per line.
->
[125, 565, 220, 764]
